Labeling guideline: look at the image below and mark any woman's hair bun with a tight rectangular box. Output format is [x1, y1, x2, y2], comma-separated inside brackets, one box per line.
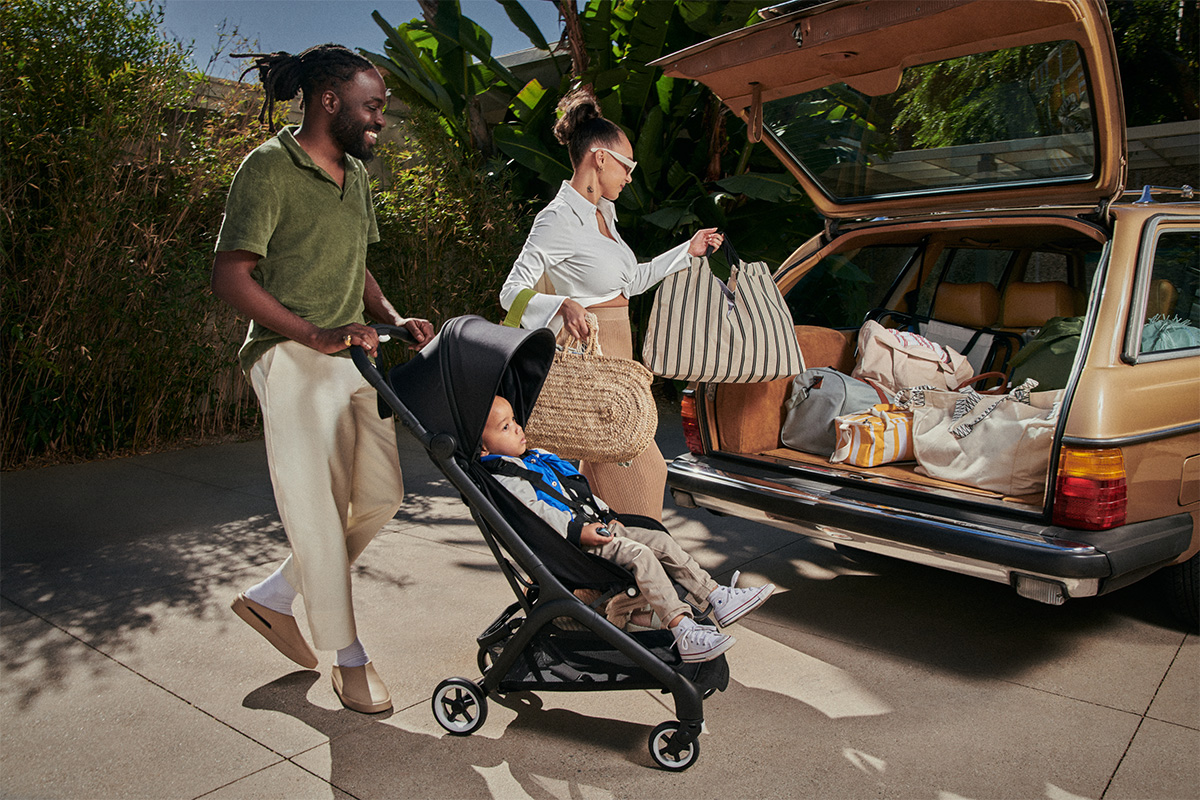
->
[552, 86, 622, 168]
[553, 87, 603, 145]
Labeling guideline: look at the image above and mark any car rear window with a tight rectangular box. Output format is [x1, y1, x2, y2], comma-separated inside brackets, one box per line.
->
[915, 249, 1014, 316]
[762, 40, 1097, 202]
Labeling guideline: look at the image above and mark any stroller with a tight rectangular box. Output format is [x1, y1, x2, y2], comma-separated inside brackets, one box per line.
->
[352, 315, 728, 771]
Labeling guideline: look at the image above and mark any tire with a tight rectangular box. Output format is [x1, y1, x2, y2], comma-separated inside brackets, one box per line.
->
[431, 678, 488, 736]
[648, 721, 699, 771]
[1162, 551, 1199, 632]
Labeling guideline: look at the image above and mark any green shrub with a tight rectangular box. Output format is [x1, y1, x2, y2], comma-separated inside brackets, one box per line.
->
[0, 1, 529, 468]
[1, 0, 261, 468]
[368, 108, 531, 336]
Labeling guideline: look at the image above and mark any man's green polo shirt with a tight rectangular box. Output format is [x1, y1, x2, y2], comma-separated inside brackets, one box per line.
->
[216, 126, 379, 374]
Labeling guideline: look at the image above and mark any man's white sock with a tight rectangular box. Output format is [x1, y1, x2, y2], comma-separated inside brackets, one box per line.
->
[335, 638, 370, 668]
[244, 568, 297, 615]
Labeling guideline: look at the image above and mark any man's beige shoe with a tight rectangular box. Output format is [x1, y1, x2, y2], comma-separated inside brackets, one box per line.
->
[231, 593, 319, 669]
[331, 662, 392, 714]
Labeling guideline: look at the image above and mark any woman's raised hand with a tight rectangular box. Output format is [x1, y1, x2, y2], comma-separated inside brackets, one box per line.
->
[687, 228, 723, 258]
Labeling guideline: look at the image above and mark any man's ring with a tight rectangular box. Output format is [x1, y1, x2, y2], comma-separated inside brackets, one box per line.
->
[344, 334, 353, 347]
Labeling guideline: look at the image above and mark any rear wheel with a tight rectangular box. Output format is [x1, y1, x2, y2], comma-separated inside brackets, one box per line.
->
[432, 678, 488, 736]
[1162, 552, 1199, 631]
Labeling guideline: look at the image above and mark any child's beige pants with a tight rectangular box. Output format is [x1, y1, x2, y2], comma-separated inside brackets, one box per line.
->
[585, 522, 718, 626]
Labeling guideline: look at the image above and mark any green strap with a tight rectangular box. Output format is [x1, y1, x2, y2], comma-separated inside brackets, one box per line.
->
[502, 287, 538, 328]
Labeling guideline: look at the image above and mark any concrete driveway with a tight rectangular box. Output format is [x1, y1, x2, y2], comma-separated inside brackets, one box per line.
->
[2, 408, 1196, 799]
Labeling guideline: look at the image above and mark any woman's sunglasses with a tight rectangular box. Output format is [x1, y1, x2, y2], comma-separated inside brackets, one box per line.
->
[590, 146, 637, 175]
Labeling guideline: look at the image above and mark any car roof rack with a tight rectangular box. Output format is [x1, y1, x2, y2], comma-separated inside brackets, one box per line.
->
[1130, 185, 1197, 204]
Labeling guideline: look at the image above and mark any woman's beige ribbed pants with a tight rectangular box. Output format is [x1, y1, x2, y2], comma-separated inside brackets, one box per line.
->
[573, 305, 668, 521]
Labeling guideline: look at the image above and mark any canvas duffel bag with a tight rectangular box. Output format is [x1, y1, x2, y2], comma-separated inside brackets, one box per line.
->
[781, 367, 888, 456]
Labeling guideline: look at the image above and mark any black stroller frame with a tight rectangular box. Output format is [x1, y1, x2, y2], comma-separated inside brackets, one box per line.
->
[353, 316, 728, 770]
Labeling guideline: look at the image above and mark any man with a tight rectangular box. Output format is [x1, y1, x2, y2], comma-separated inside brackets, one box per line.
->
[212, 44, 433, 714]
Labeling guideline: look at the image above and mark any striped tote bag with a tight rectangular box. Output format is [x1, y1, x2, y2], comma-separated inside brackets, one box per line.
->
[642, 243, 804, 383]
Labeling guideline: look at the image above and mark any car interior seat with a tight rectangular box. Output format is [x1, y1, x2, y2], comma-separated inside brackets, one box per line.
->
[932, 281, 1000, 328]
[1146, 278, 1179, 319]
[1000, 281, 1081, 332]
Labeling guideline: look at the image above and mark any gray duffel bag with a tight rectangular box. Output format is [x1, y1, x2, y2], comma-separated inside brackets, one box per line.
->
[781, 367, 887, 456]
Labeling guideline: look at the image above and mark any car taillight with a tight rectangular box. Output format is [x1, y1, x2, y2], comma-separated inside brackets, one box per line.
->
[680, 393, 704, 455]
[1053, 447, 1127, 530]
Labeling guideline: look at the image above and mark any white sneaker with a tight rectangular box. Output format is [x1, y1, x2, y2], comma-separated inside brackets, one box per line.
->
[708, 570, 775, 628]
[673, 620, 736, 663]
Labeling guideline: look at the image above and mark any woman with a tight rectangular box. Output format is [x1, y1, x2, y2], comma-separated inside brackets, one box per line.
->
[500, 87, 722, 521]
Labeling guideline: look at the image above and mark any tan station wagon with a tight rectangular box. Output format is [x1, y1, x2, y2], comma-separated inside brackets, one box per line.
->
[652, 0, 1199, 626]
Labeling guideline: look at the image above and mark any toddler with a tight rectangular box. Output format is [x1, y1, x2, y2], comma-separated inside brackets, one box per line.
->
[480, 395, 774, 662]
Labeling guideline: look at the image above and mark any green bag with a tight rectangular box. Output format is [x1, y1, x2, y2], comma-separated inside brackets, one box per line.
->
[1008, 316, 1084, 392]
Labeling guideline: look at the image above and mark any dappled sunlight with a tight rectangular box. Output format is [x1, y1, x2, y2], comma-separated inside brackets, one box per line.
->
[245, 674, 661, 796]
[728, 626, 892, 719]
[1043, 784, 1095, 800]
[472, 762, 536, 800]
[936, 789, 1094, 800]
[787, 558, 844, 581]
[786, 555, 880, 582]
[843, 747, 888, 775]
[2, 513, 287, 613]
[529, 772, 616, 800]
[0, 513, 289, 707]
[383, 692, 521, 742]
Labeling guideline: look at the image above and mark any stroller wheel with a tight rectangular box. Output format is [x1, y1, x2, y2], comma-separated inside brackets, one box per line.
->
[432, 678, 488, 736]
[648, 721, 700, 771]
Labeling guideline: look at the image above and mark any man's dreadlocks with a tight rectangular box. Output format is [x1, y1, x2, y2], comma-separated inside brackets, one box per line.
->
[234, 43, 374, 130]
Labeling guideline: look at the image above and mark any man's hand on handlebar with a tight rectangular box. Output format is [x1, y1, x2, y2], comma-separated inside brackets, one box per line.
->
[400, 317, 434, 350]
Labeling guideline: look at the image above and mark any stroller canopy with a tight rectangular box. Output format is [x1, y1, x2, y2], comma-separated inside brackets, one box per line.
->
[388, 315, 556, 458]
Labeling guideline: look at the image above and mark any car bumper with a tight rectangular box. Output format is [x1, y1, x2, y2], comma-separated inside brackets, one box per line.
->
[668, 454, 1193, 600]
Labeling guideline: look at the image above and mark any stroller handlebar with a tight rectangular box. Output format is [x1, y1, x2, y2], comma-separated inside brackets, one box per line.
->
[370, 323, 417, 346]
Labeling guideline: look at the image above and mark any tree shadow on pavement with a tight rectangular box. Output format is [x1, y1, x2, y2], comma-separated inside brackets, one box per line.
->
[241, 672, 658, 799]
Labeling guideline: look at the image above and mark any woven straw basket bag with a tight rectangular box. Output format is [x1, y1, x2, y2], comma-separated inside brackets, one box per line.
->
[525, 313, 657, 463]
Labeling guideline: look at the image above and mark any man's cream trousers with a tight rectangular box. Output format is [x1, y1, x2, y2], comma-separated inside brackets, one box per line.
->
[250, 340, 403, 651]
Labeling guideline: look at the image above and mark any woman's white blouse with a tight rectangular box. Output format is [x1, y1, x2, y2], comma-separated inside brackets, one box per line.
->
[500, 181, 691, 331]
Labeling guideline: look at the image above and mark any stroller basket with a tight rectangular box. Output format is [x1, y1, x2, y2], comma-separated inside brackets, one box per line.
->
[352, 316, 729, 771]
[478, 602, 730, 695]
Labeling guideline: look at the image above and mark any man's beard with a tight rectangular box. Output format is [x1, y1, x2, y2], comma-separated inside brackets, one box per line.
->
[331, 107, 378, 162]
